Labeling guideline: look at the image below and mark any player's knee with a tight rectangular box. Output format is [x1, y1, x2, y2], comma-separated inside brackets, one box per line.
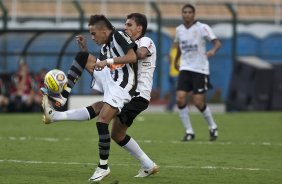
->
[75, 51, 89, 68]
[97, 112, 112, 123]
[176, 96, 185, 106]
[195, 102, 206, 111]
[92, 101, 103, 114]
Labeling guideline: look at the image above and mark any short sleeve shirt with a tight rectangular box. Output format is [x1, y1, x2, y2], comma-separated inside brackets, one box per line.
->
[175, 21, 217, 75]
[135, 37, 156, 101]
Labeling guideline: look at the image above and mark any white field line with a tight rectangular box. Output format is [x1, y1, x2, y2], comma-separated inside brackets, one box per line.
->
[1, 136, 282, 147]
[0, 159, 269, 171]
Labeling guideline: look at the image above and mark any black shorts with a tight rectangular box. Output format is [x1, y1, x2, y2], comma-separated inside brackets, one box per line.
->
[117, 96, 149, 127]
[177, 70, 213, 94]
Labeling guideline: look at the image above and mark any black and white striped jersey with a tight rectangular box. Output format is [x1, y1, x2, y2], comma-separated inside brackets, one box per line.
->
[99, 30, 137, 95]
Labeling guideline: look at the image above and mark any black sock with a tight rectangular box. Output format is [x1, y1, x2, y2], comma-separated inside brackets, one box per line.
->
[178, 104, 187, 109]
[199, 104, 207, 112]
[96, 122, 110, 169]
[117, 135, 131, 147]
[86, 106, 97, 119]
[62, 51, 89, 98]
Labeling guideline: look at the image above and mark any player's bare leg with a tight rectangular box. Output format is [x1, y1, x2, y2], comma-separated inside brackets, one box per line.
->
[111, 117, 160, 177]
[89, 103, 118, 182]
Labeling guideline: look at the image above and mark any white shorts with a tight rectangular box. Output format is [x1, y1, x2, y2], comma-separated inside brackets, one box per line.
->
[92, 67, 131, 112]
[92, 67, 107, 93]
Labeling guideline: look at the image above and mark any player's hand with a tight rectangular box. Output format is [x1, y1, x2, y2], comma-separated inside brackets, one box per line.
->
[206, 50, 215, 58]
[94, 60, 107, 71]
[174, 62, 180, 71]
[76, 35, 88, 51]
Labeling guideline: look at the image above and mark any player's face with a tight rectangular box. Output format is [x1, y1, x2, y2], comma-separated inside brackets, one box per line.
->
[182, 7, 195, 24]
[124, 18, 141, 41]
[89, 25, 107, 45]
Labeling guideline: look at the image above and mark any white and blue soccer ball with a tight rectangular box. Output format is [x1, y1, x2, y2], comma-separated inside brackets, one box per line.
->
[44, 69, 67, 94]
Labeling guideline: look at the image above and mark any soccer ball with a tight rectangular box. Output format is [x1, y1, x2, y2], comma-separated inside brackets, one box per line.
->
[44, 69, 67, 94]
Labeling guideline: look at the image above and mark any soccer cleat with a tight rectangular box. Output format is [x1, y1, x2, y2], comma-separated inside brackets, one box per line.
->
[40, 87, 67, 107]
[182, 133, 195, 142]
[89, 166, 110, 182]
[40, 87, 48, 95]
[209, 128, 218, 141]
[41, 95, 55, 124]
[135, 163, 160, 178]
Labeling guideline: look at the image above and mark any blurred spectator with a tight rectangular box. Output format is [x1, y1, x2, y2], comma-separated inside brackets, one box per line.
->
[9, 62, 35, 112]
[0, 78, 10, 112]
[32, 68, 47, 111]
[166, 43, 180, 112]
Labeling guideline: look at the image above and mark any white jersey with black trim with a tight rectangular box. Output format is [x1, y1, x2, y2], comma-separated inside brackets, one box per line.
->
[135, 36, 156, 101]
[99, 30, 137, 95]
[175, 21, 217, 75]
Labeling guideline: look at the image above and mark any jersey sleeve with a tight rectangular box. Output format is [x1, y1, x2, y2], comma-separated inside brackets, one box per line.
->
[201, 24, 217, 41]
[174, 25, 181, 43]
[138, 37, 155, 55]
[114, 30, 137, 54]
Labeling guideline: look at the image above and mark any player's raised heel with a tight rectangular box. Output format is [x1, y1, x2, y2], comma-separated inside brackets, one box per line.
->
[135, 163, 160, 177]
[182, 133, 195, 142]
[41, 95, 55, 124]
[89, 166, 110, 182]
[209, 128, 218, 141]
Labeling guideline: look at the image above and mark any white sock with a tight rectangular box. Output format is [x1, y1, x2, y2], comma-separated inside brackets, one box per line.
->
[202, 106, 217, 129]
[99, 159, 108, 166]
[178, 106, 194, 134]
[53, 107, 90, 121]
[123, 138, 154, 169]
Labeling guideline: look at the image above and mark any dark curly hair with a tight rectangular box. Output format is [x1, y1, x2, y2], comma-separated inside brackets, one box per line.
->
[88, 14, 115, 30]
[126, 13, 147, 37]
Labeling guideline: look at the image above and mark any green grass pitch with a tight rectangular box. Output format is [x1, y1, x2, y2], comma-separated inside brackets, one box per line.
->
[0, 111, 282, 184]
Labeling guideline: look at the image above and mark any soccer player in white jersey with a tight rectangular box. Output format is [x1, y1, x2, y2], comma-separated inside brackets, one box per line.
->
[41, 13, 159, 182]
[174, 4, 221, 141]
[111, 13, 159, 178]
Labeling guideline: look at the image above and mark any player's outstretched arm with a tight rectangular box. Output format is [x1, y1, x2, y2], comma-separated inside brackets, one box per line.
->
[76, 35, 88, 52]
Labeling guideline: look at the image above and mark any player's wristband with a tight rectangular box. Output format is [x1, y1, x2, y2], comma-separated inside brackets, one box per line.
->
[106, 58, 114, 64]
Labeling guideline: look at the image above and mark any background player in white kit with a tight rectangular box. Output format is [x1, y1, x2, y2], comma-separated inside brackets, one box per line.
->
[42, 13, 159, 181]
[174, 4, 221, 141]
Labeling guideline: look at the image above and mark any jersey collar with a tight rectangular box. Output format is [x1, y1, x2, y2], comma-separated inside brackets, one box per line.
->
[106, 30, 114, 45]
[184, 20, 197, 29]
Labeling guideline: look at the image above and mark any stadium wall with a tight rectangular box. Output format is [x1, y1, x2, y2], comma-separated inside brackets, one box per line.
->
[0, 24, 282, 103]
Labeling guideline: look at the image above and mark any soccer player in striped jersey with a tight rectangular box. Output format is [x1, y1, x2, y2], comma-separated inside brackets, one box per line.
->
[42, 13, 160, 182]
[174, 4, 221, 142]
[42, 14, 138, 182]
[86, 15, 138, 182]
[88, 12, 160, 180]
